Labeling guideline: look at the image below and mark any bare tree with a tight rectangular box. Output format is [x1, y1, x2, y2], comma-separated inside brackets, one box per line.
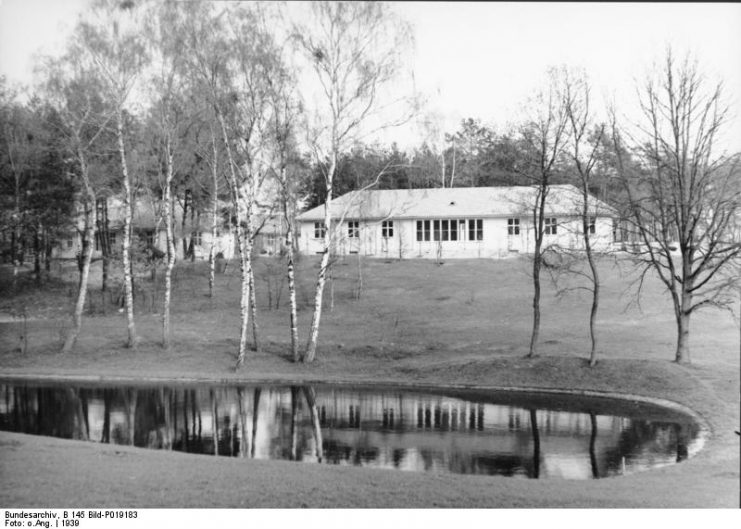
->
[612, 49, 741, 364]
[560, 67, 606, 366]
[517, 69, 571, 358]
[295, 1, 415, 363]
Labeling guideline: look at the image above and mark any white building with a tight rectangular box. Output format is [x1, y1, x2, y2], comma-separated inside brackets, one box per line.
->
[53, 195, 236, 261]
[297, 185, 617, 259]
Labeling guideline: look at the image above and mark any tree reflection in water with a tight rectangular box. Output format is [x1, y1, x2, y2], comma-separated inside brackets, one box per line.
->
[0, 382, 701, 479]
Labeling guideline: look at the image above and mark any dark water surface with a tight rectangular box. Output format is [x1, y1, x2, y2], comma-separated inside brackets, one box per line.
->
[0, 381, 703, 479]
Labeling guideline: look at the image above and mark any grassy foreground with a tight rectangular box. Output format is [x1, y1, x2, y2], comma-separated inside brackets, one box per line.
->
[0, 256, 739, 508]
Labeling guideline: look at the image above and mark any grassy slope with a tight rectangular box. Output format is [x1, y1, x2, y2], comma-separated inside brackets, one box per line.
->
[0, 256, 739, 507]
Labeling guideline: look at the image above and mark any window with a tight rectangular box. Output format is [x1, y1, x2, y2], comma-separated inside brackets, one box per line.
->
[468, 219, 483, 241]
[544, 218, 557, 235]
[507, 218, 520, 235]
[193, 231, 203, 246]
[66, 238, 73, 249]
[381, 220, 394, 238]
[314, 222, 326, 239]
[418, 219, 468, 242]
[136, 231, 154, 246]
[589, 217, 596, 235]
[108, 231, 117, 248]
[265, 234, 277, 252]
[416, 220, 431, 241]
[348, 221, 359, 238]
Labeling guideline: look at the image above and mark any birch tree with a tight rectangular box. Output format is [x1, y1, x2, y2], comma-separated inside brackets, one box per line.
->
[40, 50, 112, 354]
[184, 2, 276, 366]
[612, 50, 741, 364]
[78, 0, 148, 348]
[265, 31, 303, 362]
[143, 0, 190, 348]
[222, 6, 281, 365]
[295, 1, 414, 363]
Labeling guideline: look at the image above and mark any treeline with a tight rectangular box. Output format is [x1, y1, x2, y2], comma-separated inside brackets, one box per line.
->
[302, 118, 622, 210]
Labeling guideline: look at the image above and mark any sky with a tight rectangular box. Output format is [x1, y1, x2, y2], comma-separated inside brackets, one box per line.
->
[1, 1, 740, 151]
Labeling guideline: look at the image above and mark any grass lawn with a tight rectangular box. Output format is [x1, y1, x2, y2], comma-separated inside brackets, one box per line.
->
[0, 254, 739, 508]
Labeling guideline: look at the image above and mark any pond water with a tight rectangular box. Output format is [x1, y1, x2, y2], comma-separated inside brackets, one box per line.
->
[0, 381, 703, 479]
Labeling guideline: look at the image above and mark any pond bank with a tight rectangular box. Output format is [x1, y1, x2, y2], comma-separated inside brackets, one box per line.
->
[1, 353, 738, 508]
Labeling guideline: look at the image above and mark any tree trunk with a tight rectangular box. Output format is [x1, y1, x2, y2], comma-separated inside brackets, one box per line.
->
[527, 187, 547, 358]
[10, 229, 17, 283]
[208, 132, 219, 299]
[117, 110, 138, 349]
[236, 388, 247, 458]
[181, 189, 190, 260]
[581, 188, 600, 367]
[303, 154, 336, 363]
[589, 412, 599, 478]
[529, 408, 540, 479]
[163, 147, 176, 348]
[62, 189, 95, 354]
[675, 307, 691, 364]
[101, 252, 109, 294]
[250, 388, 261, 459]
[101, 389, 111, 443]
[329, 264, 335, 312]
[234, 224, 252, 367]
[190, 209, 198, 263]
[286, 224, 299, 362]
[248, 264, 260, 353]
[290, 386, 299, 460]
[529, 253, 542, 357]
[97, 197, 110, 294]
[588, 265, 600, 366]
[303, 386, 323, 462]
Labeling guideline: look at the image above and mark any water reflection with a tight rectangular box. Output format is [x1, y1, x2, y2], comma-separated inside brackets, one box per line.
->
[0, 382, 702, 479]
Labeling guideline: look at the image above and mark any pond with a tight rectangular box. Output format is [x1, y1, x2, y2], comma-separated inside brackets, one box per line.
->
[0, 380, 704, 479]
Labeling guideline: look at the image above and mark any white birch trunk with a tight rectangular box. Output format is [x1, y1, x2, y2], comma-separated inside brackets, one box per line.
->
[248, 259, 260, 353]
[163, 144, 176, 348]
[62, 161, 95, 354]
[303, 155, 335, 363]
[215, 112, 253, 368]
[233, 199, 251, 367]
[282, 188, 299, 362]
[117, 110, 138, 348]
[208, 129, 219, 299]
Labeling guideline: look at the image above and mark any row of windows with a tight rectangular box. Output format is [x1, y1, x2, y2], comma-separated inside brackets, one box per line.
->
[315, 221, 396, 240]
[415, 219, 483, 242]
[313, 218, 596, 241]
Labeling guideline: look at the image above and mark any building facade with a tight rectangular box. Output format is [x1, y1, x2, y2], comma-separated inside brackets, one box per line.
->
[297, 185, 617, 259]
[52, 195, 237, 261]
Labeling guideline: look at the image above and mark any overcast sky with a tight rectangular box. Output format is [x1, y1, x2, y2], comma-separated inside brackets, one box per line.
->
[1, 1, 740, 151]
